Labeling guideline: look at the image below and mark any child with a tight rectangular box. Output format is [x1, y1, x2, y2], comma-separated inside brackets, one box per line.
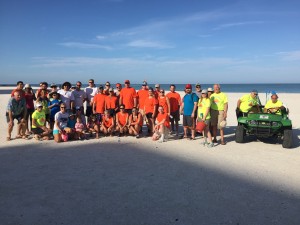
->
[87, 114, 100, 139]
[48, 91, 61, 130]
[75, 116, 86, 140]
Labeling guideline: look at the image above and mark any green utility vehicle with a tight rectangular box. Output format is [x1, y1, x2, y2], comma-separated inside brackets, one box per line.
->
[235, 106, 293, 148]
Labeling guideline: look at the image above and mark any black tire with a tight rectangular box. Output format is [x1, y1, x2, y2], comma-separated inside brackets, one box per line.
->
[282, 129, 293, 148]
[235, 125, 245, 143]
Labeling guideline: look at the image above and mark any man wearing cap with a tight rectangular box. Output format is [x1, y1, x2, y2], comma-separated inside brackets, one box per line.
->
[93, 85, 106, 119]
[210, 84, 228, 145]
[58, 81, 74, 114]
[119, 80, 137, 114]
[137, 81, 149, 117]
[6, 90, 28, 141]
[264, 94, 285, 115]
[195, 83, 202, 98]
[154, 84, 161, 99]
[236, 90, 260, 118]
[166, 84, 181, 136]
[71, 81, 87, 114]
[84, 79, 98, 118]
[105, 87, 118, 117]
[181, 84, 199, 140]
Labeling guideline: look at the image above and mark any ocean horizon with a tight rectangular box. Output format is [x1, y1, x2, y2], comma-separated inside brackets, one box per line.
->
[1, 83, 300, 94]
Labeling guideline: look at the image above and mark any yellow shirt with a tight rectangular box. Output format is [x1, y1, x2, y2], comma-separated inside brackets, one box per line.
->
[210, 92, 228, 111]
[264, 100, 283, 115]
[197, 98, 211, 120]
[32, 110, 46, 128]
[239, 94, 258, 113]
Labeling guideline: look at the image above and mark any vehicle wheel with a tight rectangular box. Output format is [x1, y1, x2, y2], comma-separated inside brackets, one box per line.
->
[282, 129, 293, 148]
[235, 125, 245, 143]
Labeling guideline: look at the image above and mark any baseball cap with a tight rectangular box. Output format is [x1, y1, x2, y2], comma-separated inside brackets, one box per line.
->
[201, 89, 208, 94]
[50, 83, 57, 88]
[116, 83, 121, 87]
[195, 83, 201, 87]
[36, 102, 43, 107]
[251, 89, 258, 94]
[76, 106, 81, 111]
[185, 84, 192, 89]
[207, 87, 213, 92]
[99, 85, 104, 89]
[142, 81, 147, 86]
[124, 80, 130, 84]
[109, 87, 114, 92]
[155, 84, 160, 88]
[24, 84, 31, 89]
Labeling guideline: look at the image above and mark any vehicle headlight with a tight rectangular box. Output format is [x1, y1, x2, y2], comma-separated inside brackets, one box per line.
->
[248, 120, 258, 125]
[272, 122, 278, 126]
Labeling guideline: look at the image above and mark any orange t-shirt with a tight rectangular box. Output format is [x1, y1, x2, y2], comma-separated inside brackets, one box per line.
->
[158, 96, 169, 113]
[117, 112, 128, 126]
[129, 113, 143, 126]
[93, 93, 106, 114]
[102, 115, 114, 128]
[137, 89, 149, 110]
[144, 97, 158, 114]
[120, 87, 137, 109]
[105, 95, 118, 109]
[156, 112, 170, 128]
[166, 92, 181, 112]
[11, 89, 25, 98]
[154, 90, 160, 99]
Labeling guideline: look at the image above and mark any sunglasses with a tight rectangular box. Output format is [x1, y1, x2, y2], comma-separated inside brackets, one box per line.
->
[120, 108, 125, 110]
[125, 82, 130, 84]
[60, 107, 66, 109]
[160, 91, 164, 93]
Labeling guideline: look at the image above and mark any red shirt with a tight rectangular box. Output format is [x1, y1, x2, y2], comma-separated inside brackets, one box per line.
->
[156, 112, 170, 129]
[24, 92, 36, 109]
[120, 87, 137, 109]
[117, 112, 129, 126]
[93, 93, 106, 114]
[166, 91, 181, 112]
[137, 89, 149, 110]
[144, 97, 158, 114]
[11, 89, 25, 98]
[102, 115, 114, 128]
[105, 95, 118, 109]
[158, 96, 169, 113]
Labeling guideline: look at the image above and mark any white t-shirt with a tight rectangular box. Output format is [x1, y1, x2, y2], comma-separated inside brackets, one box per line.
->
[54, 111, 69, 130]
[72, 89, 86, 108]
[84, 86, 98, 106]
[58, 90, 74, 109]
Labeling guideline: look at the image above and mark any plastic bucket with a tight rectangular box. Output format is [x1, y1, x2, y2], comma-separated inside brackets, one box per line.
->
[196, 121, 206, 132]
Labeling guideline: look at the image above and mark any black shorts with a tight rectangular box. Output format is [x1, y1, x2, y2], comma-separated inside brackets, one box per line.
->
[85, 106, 93, 117]
[170, 110, 180, 122]
[107, 108, 116, 117]
[6, 112, 24, 123]
[183, 115, 195, 128]
[32, 127, 44, 134]
[146, 113, 153, 119]
[26, 108, 35, 120]
[125, 109, 132, 115]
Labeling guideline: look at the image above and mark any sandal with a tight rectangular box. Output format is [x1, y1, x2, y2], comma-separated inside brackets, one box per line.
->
[221, 141, 226, 145]
[190, 137, 196, 140]
[6, 137, 11, 141]
[22, 135, 29, 140]
[15, 135, 22, 139]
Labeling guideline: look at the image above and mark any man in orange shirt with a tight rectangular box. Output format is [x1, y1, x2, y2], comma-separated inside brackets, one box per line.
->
[93, 85, 106, 121]
[166, 84, 181, 136]
[137, 81, 149, 116]
[154, 84, 161, 99]
[119, 80, 137, 114]
[105, 88, 118, 117]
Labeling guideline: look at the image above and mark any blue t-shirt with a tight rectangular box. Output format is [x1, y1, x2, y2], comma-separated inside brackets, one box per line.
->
[183, 93, 199, 116]
[48, 99, 61, 119]
[67, 118, 76, 128]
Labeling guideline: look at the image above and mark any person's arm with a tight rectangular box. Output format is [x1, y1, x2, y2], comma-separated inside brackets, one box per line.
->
[152, 104, 157, 119]
[191, 102, 197, 118]
[224, 103, 228, 119]
[166, 97, 171, 116]
[203, 107, 210, 121]
[8, 110, 13, 126]
[237, 99, 241, 110]
[92, 99, 96, 114]
[180, 102, 184, 115]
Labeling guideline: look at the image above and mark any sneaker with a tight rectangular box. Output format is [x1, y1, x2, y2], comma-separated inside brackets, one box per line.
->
[136, 134, 140, 139]
[207, 143, 214, 148]
[202, 141, 208, 146]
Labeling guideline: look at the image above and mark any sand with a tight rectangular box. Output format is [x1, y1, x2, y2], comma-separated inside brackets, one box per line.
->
[0, 89, 300, 225]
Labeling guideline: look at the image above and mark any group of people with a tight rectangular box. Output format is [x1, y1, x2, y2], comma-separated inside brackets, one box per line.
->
[6, 79, 285, 146]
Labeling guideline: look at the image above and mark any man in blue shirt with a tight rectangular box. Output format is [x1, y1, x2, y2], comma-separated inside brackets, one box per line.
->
[180, 84, 199, 140]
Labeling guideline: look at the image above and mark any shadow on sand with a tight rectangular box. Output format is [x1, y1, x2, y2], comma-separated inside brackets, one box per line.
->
[0, 142, 299, 225]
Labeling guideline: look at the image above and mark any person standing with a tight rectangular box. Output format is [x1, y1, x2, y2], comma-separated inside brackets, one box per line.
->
[93, 85, 106, 121]
[58, 81, 74, 114]
[210, 84, 228, 145]
[119, 80, 137, 114]
[158, 89, 170, 116]
[11, 81, 25, 98]
[105, 88, 118, 117]
[137, 81, 149, 117]
[24, 84, 36, 135]
[195, 83, 202, 98]
[84, 79, 98, 118]
[36, 82, 49, 99]
[6, 90, 28, 141]
[71, 81, 87, 113]
[166, 84, 181, 136]
[180, 84, 199, 140]
[144, 88, 158, 135]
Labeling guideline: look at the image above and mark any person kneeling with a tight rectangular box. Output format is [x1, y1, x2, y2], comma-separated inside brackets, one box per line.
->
[128, 107, 143, 138]
[153, 105, 170, 143]
[101, 110, 115, 136]
[32, 102, 52, 140]
[115, 104, 129, 136]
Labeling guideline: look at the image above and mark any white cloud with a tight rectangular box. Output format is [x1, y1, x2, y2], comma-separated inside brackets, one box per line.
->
[127, 40, 174, 49]
[58, 42, 113, 50]
[277, 51, 300, 61]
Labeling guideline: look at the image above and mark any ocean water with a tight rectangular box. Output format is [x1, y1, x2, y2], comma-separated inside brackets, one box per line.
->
[1, 83, 300, 94]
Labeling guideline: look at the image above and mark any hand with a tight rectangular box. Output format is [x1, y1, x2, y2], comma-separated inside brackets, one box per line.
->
[223, 112, 227, 119]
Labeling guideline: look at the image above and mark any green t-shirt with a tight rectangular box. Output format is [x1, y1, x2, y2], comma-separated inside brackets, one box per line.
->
[197, 98, 211, 120]
[32, 110, 46, 128]
[239, 94, 258, 113]
[210, 92, 228, 111]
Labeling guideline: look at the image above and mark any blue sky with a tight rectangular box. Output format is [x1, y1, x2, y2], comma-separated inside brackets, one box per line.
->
[1, 0, 300, 84]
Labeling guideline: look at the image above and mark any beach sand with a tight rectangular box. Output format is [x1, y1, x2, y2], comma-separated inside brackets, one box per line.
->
[0, 89, 300, 224]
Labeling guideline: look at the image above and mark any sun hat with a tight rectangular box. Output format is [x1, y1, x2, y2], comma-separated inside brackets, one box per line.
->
[36, 102, 43, 108]
[49, 91, 60, 98]
[24, 84, 31, 89]
[201, 89, 208, 94]
[185, 84, 192, 89]
[207, 87, 213, 92]
[219, 120, 227, 128]
[155, 84, 160, 88]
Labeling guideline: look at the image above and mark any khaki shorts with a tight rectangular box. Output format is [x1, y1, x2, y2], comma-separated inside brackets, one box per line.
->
[211, 109, 225, 129]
